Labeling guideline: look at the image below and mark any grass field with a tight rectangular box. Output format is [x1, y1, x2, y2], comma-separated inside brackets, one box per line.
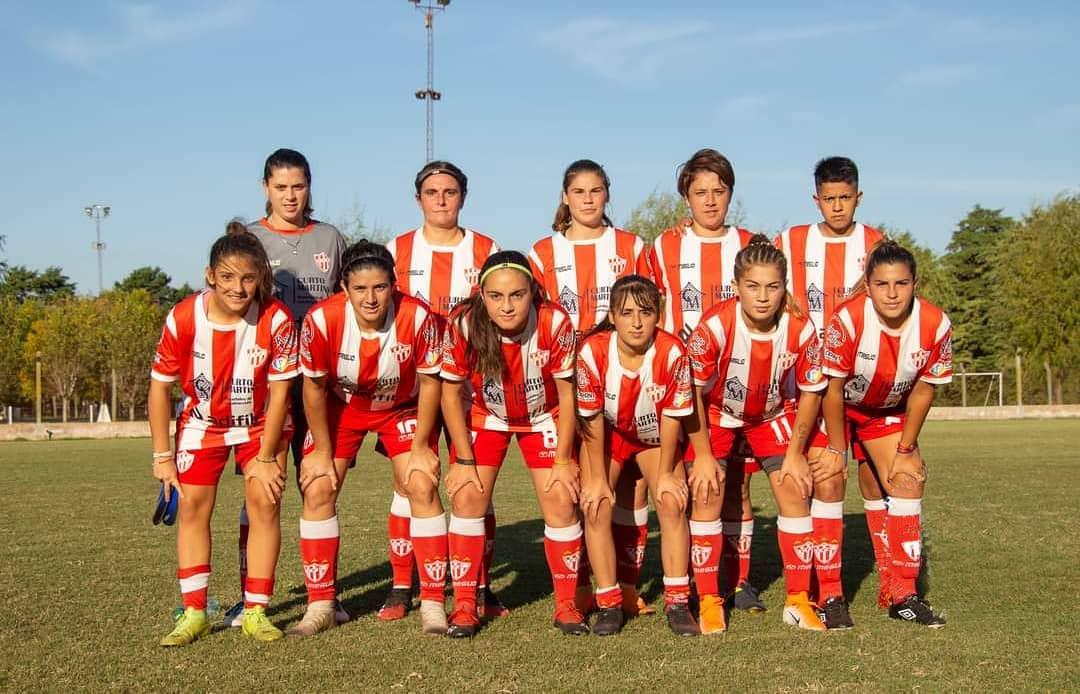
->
[1, 420, 1078, 692]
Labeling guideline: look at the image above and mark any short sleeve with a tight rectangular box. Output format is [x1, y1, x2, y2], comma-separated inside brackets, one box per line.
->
[794, 322, 826, 392]
[440, 320, 472, 381]
[920, 323, 954, 385]
[633, 238, 652, 276]
[268, 313, 299, 381]
[686, 323, 720, 386]
[549, 316, 577, 378]
[299, 312, 330, 378]
[661, 352, 694, 417]
[150, 309, 180, 382]
[415, 310, 444, 375]
[648, 245, 666, 295]
[822, 313, 856, 378]
[575, 349, 604, 418]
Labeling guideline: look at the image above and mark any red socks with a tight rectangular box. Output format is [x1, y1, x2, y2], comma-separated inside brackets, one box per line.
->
[863, 497, 892, 591]
[777, 515, 813, 595]
[663, 575, 691, 607]
[411, 514, 449, 603]
[887, 497, 922, 603]
[612, 505, 648, 589]
[722, 517, 753, 591]
[244, 576, 274, 609]
[689, 518, 724, 597]
[479, 503, 497, 592]
[595, 584, 621, 609]
[448, 515, 485, 611]
[811, 499, 844, 601]
[299, 516, 339, 603]
[178, 564, 211, 610]
[543, 523, 583, 604]
[387, 492, 414, 591]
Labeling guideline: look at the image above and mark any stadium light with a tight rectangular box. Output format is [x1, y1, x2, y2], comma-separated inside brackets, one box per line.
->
[408, 1, 450, 162]
[84, 203, 111, 294]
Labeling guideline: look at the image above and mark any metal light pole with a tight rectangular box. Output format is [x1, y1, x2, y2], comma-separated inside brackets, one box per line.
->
[409, 0, 450, 162]
[84, 204, 111, 294]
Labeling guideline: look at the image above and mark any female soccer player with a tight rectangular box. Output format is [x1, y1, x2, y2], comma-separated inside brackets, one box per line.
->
[649, 148, 764, 614]
[576, 275, 697, 636]
[150, 222, 297, 646]
[226, 148, 348, 629]
[384, 161, 505, 621]
[440, 251, 585, 638]
[816, 239, 952, 628]
[685, 237, 829, 633]
[288, 241, 448, 637]
[529, 159, 653, 614]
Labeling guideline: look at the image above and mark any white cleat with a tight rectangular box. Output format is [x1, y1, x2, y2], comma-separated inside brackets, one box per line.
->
[419, 600, 448, 636]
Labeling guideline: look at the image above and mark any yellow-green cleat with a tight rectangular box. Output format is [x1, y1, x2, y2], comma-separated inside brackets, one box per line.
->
[241, 605, 284, 642]
[160, 607, 210, 647]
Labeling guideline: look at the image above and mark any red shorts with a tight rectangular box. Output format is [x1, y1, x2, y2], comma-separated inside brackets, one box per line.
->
[303, 405, 434, 461]
[449, 425, 565, 469]
[809, 408, 903, 457]
[177, 439, 262, 486]
[703, 414, 796, 475]
[606, 429, 686, 467]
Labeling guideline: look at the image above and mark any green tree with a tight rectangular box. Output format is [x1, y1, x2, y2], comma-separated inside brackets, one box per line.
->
[334, 200, 393, 245]
[0, 265, 77, 303]
[876, 225, 955, 310]
[114, 266, 192, 308]
[101, 289, 165, 420]
[0, 297, 45, 408]
[24, 297, 106, 421]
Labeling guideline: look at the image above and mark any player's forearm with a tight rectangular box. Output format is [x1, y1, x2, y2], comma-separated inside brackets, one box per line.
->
[259, 379, 291, 458]
[659, 415, 682, 474]
[582, 415, 606, 480]
[302, 376, 332, 453]
[554, 378, 576, 463]
[823, 377, 847, 451]
[788, 390, 822, 457]
[901, 381, 936, 448]
[441, 380, 474, 460]
[685, 387, 713, 458]
[412, 374, 442, 450]
[148, 380, 173, 453]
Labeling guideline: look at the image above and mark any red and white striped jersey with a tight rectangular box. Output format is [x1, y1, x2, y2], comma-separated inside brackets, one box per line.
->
[300, 291, 442, 412]
[576, 329, 693, 446]
[775, 223, 884, 338]
[649, 225, 754, 340]
[151, 290, 298, 449]
[528, 227, 651, 335]
[687, 299, 825, 427]
[441, 302, 576, 432]
[822, 293, 953, 411]
[387, 227, 500, 317]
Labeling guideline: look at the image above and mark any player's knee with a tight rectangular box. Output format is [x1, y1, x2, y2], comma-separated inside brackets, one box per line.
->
[691, 495, 722, 521]
[405, 476, 438, 505]
[814, 474, 846, 502]
[451, 487, 487, 518]
[301, 480, 337, 515]
[584, 504, 612, 530]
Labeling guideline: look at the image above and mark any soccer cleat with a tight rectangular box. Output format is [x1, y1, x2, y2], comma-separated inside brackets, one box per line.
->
[877, 584, 893, 610]
[377, 588, 412, 622]
[819, 596, 855, 630]
[553, 600, 590, 636]
[620, 585, 656, 616]
[419, 600, 448, 636]
[334, 599, 351, 624]
[731, 581, 767, 612]
[889, 595, 946, 628]
[160, 607, 210, 647]
[480, 587, 510, 619]
[664, 604, 700, 636]
[286, 600, 336, 637]
[224, 600, 245, 628]
[698, 594, 728, 635]
[447, 603, 480, 639]
[241, 605, 283, 642]
[591, 606, 625, 636]
[782, 592, 827, 631]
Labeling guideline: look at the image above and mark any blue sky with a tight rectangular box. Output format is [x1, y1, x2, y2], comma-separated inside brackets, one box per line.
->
[2, 1, 1077, 293]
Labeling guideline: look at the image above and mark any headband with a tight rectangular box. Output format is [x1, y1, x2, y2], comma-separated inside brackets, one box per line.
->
[479, 262, 532, 286]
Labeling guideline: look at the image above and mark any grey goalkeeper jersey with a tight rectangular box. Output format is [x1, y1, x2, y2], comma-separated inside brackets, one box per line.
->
[248, 219, 346, 322]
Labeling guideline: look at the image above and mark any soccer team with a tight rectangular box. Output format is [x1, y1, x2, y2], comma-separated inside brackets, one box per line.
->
[150, 147, 952, 646]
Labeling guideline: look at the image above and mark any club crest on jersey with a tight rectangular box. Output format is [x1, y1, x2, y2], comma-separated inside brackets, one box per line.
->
[777, 351, 797, 371]
[464, 267, 480, 287]
[529, 349, 550, 369]
[246, 345, 268, 368]
[391, 343, 412, 363]
[424, 559, 447, 582]
[608, 256, 628, 275]
[646, 383, 667, 403]
[724, 376, 747, 402]
[559, 286, 580, 315]
[313, 252, 331, 274]
[807, 284, 825, 313]
[901, 540, 922, 561]
[690, 542, 713, 567]
[389, 538, 414, 557]
[826, 323, 844, 347]
[303, 561, 330, 584]
[449, 557, 472, 581]
[193, 373, 212, 401]
[681, 283, 703, 312]
[562, 549, 580, 573]
[909, 349, 930, 370]
[814, 541, 839, 565]
[794, 540, 815, 565]
[175, 450, 195, 473]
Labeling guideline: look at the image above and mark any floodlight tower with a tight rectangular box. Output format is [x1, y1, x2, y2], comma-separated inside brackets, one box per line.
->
[409, 0, 450, 162]
[84, 203, 111, 294]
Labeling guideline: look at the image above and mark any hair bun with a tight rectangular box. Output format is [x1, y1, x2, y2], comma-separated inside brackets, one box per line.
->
[747, 232, 772, 246]
[226, 219, 249, 237]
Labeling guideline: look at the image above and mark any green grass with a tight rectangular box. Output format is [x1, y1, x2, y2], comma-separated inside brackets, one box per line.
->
[1, 420, 1078, 692]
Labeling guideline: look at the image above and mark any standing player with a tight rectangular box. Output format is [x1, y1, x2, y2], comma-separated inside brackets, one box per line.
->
[384, 161, 504, 621]
[150, 222, 297, 646]
[576, 276, 698, 636]
[817, 240, 951, 628]
[287, 241, 448, 637]
[775, 156, 885, 627]
[225, 148, 348, 628]
[685, 237, 828, 632]
[650, 148, 763, 615]
[440, 251, 586, 638]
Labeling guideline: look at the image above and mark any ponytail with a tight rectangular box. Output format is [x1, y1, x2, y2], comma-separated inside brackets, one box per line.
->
[208, 220, 274, 304]
[552, 159, 613, 233]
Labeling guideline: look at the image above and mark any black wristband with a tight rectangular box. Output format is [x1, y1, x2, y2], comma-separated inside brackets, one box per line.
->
[455, 458, 477, 467]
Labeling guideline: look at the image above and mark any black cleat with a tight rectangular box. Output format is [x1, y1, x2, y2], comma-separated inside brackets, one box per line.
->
[730, 581, 767, 613]
[888, 595, 946, 628]
[665, 604, 700, 636]
[819, 596, 855, 630]
[446, 606, 480, 638]
[553, 601, 590, 635]
[591, 606, 625, 636]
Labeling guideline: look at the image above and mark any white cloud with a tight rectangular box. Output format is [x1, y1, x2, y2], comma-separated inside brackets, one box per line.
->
[37, 1, 258, 69]
[898, 63, 979, 88]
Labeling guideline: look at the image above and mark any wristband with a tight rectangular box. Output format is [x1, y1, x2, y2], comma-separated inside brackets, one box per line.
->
[896, 442, 918, 454]
[255, 456, 278, 465]
[455, 458, 477, 467]
[152, 451, 173, 460]
[553, 458, 572, 467]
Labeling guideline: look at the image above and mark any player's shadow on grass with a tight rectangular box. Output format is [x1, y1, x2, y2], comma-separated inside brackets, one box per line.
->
[274, 561, 397, 621]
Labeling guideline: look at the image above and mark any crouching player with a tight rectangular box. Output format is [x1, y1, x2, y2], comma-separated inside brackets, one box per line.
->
[150, 222, 297, 646]
[685, 237, 829, 632]
[289, 241, 449, 636]
[817, 239, 951, 627]
[441, 251, 586, 637]
[576, 275, 697, 636]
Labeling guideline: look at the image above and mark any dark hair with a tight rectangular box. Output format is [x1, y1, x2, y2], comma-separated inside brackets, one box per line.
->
[814, 156, 859, 189]
[732, 234, 801, 324]
[864, 238, 917, 283]
[677, 148, 735, 197]
[340, 240, 396, 285]
[263, 148, 314, 220]
[452, 250, 543, 380]
[552, 159, 614, 233]
[208, 220, 274, 304]
[415, 160, 468, 197]
[590, 275, 662, 336]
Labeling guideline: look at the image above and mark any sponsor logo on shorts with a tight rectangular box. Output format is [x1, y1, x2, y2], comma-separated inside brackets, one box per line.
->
[826, 323, 844, 347]
[805, 366, 823, 384]
[928, 361, 948, 377]
[687, 332, 708, 356]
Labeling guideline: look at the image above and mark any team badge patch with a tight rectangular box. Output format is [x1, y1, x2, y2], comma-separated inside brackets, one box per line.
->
[902, 540, 922, 561]
[391, 343, 412, 363]
[794, 540, 815, 565]
[814, 541, 839, 565]
[247, 346, 268, 368]
[690, 542, 713, 568]
[175, 450, 195, 473]
[313, 252, 331, 274]
[608, 256, 627, 275]
[390, 538, 414, 557]
[777, 351, 797, 371]
[562, 549, 580, 573]
[450, 557, 472, 581]
[646, 383, 667, 404]
[910, 349, 931, 370]
[529, 350, 550, 369]
[424, 559, 447, 582]
[464, 267, 479, 287]
[304, 561, 330, 584]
